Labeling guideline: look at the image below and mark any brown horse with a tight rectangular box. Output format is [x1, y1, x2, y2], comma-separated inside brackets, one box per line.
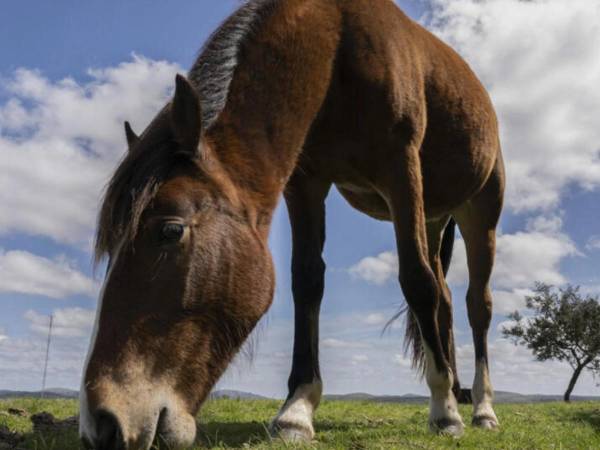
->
[80, 0, 504, 448]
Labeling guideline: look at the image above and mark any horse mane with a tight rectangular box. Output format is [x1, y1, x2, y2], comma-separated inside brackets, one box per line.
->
[94, 0, 276, 263]
[188, 0, 277, 129]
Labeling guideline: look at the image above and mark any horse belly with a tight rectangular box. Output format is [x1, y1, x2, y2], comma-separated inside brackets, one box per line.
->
[336, 184, 391, 221]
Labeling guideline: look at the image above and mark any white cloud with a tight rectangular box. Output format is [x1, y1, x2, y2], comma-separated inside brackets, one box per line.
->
[24, 307, 95, 338]
[492, 288, 535, 315]
[489, 230, 574, 287]
[348, 251, 398, 285]
[352, 354, 369, 363]
[586, 236, 600, 252]
[363, 312, 387, 326]
[393, 353, 412, 369]
[426, 0, 600, 212]
[322, 338, 370, 349]
[361, 311, 404, 331]
[0, 55, 181, 247]
[0, 333, 90, 390]
[447, 216, 577, 291]
[0, 307, 94, 390]
[0, 249, 98, 299]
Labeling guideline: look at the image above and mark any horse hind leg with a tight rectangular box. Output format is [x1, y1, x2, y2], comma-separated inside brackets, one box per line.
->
[454, 156, 505, 430]
[405, 218, 467, 403]
[426, 218, 464, 402]
[270, 172, 330, 442]
[388, 147, 464, 436]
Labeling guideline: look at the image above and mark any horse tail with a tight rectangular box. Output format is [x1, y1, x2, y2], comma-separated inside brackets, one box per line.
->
[440, 218, 456, 278]
[404, 218, 456, 372]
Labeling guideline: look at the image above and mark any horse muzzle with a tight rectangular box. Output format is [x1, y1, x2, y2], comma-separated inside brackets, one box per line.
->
[79, 380, 197, 450]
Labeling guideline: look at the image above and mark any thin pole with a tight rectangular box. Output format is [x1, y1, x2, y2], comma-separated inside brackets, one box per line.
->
[41, 315, 53, 398]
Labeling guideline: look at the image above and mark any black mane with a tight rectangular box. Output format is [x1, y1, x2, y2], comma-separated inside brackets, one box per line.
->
[188, 0, 276, 129]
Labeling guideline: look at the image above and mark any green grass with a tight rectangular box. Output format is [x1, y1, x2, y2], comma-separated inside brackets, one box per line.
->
[1, 398, 600, 449]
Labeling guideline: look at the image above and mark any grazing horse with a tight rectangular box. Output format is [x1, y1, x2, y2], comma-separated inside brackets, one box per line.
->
[80, 0, 504, 448]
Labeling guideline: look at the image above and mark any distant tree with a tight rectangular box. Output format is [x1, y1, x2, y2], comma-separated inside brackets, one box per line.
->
[502, 283, 600, 402]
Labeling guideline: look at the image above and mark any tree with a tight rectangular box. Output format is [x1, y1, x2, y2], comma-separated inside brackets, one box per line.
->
[502, 283, 600, 402]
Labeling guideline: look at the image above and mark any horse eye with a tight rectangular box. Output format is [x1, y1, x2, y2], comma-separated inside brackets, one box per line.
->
[160, 223, 185, 243]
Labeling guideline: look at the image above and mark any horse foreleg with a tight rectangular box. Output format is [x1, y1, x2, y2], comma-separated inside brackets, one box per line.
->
[270, 172, 330, 442]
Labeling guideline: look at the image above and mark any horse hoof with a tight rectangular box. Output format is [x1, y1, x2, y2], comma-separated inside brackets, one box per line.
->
[269, 422, 314, 443]
[472, 415, 499, 430]
[430, 418, 465, 437]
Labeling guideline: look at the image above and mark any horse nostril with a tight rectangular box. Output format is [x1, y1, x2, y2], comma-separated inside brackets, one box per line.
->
[155, 407, 169, 444]
[95, 410, 125, 450]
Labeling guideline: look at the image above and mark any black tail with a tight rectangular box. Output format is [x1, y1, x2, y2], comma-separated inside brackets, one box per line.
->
[404, 218, 456, 372]
[440, 218, 456, 277]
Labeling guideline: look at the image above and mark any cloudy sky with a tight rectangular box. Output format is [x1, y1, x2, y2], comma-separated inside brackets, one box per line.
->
[1, 0, 600, 399]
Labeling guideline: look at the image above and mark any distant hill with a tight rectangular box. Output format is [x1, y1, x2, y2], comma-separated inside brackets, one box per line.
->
[493, 391, 600, 403]
[325, 391, 600, 404]
[0, 388, 79, 399]
[0, 388, 265, 401]
[1, 388, 597, 403]
[209, 390, 268, 400]
[324, 392, 428, 403]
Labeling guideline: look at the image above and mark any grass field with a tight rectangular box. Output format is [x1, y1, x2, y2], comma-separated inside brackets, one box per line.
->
[1, 398, 599, 449]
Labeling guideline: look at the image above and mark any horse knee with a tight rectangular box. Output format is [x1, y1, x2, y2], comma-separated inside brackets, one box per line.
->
[291, 256, 325, 302]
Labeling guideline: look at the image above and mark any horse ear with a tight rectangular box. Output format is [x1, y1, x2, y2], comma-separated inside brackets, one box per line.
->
[124, 121, 139, 149]
[171, 74, 202, 157]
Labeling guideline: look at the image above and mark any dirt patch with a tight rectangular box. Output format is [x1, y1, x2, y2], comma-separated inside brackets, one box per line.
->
[6, 410, 26, 418]
[31, 412, 78, 434]
[0, 410, 79, 449]
[0, 425, 24, 450]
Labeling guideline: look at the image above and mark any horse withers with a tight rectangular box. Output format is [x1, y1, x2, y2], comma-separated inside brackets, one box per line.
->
[80, 0, 504, 448]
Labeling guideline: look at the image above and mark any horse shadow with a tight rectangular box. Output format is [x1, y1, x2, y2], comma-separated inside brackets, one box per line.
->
[13, 421, 269, 449]
[197, 418, 388, 448]
[569, 408, 600, 433]
[197, 421, 272, 448]
[1, 408, 417, 449]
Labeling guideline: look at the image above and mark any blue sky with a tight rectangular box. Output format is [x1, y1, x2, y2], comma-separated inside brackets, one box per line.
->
[1, 0, 600, 398]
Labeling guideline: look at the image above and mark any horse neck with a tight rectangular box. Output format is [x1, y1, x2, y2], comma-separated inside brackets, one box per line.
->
[204, 0, 341, 215]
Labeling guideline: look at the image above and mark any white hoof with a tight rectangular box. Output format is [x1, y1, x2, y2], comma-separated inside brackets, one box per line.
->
[270, 382, 321, 443]
[269, 421, 314, 442]
[472, 414, 499, 430]
[429, 417, 465, 437]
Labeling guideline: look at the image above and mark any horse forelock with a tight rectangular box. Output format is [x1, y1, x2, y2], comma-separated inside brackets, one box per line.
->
[94, 137, 172, 264]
